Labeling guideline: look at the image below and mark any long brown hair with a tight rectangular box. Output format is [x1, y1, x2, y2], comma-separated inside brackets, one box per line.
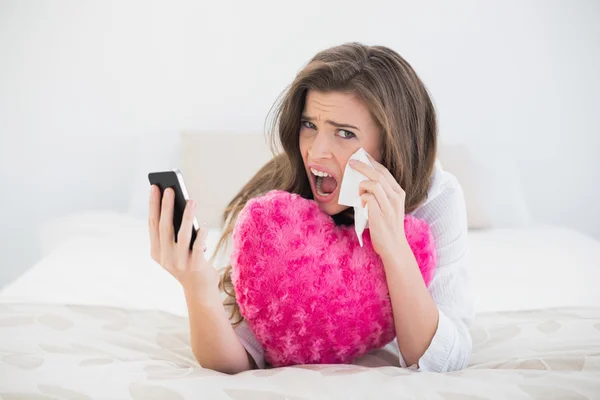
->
[214, 42, 438, 325]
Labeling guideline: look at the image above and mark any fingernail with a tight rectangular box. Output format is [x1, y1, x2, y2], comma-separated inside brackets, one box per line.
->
[349, 159, 358, 166]
[189, 200, 195, 208]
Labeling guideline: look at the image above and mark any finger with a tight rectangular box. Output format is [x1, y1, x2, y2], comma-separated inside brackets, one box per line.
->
[177, 199, 197, 265]
[159, 188, 176, 264]
[352, 160, 396, 199]
[361, 193, 381, 218]
[363, 155, 404, 195]
[148, 185, 161, 261]
[359, 180, 393, 216]
[191, 223, 209, 263]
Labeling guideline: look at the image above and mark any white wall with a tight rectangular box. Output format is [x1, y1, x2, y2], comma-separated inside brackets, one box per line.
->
[1, 0, 599, 286]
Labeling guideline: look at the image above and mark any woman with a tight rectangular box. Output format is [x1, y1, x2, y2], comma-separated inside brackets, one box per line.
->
[148, 42, 474, 374]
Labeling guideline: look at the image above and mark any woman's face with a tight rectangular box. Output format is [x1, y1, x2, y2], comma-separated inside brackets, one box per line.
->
[299, 90, 381, 216]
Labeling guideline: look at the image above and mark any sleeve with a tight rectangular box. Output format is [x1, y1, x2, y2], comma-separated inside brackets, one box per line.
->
[233, 319, 267, 369]
[398, 174, 475, 372]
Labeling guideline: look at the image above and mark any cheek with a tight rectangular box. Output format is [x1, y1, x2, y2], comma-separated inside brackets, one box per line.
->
[299, 133, 310, 157]
[365, 140, 382, 162]
[339, 153, 352, 167]
[357, 145, 380, 163]
[335, 148, 357, 171]
[359, 129, 383, 162]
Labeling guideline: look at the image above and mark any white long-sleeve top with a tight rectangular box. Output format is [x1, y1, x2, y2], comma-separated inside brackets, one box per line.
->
[232, 163, 475, 372]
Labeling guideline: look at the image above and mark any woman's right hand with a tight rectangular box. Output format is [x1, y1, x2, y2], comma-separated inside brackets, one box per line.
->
[148, 185, 218, 294]
[149, 185, 252, 373]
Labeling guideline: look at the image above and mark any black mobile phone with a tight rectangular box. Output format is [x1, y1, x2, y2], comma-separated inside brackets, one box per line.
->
[148, 168, 199, 250]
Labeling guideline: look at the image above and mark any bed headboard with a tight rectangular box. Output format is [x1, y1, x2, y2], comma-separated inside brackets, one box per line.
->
[179, 132, 530, 231]
[181, 132, 277, 228]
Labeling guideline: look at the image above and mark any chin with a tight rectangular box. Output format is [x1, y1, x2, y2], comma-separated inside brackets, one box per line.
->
[318, 200, 347, 216]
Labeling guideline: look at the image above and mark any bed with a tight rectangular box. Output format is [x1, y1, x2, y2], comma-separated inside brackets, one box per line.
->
[1, 132, 599, 399]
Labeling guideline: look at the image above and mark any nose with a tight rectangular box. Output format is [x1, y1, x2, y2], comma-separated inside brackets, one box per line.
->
[308, 131, 333, 160]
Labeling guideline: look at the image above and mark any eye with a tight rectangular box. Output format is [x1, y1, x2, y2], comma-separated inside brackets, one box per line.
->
[337, 129, 356, 139]
[301, 120, 316, 129]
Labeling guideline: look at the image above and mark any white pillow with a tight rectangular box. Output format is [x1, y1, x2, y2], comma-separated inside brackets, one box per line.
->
[437, 143, 532, 229]
[127, 135, 531, 229]
[5, 211, 227, 316]
[39, 210, 145, 258]
[38, 210, 228, 266]
[467, 226, 600, 312]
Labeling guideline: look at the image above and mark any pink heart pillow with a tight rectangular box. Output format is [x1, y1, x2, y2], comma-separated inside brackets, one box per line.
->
[231, 190, 437, 367]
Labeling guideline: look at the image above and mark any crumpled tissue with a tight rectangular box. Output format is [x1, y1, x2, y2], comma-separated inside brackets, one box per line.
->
[337, 148, 374, 247]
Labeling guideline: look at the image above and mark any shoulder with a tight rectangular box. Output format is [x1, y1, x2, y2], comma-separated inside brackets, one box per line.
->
[411, 162, 468, 229]
[410, 162, 469, 258]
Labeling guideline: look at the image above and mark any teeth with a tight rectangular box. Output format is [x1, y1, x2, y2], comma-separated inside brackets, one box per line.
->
[315, 176, 328, 197]
[310, 168, 330, 178]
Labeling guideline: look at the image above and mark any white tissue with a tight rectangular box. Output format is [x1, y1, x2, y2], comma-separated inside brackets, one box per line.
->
[338, 148, 374, 247]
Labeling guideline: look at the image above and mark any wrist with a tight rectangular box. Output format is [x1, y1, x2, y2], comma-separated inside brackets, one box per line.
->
[180, 266, 219, 293]
[183, 279, 222, 308]
[381, 236, 413, 270]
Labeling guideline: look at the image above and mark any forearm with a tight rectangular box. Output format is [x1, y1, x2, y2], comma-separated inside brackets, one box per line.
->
[184, 285, 252, 374]
[382, 241, 439, 367]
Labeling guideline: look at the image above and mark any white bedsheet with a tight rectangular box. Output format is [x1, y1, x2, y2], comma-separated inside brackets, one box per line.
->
[1, 303, 599, 399]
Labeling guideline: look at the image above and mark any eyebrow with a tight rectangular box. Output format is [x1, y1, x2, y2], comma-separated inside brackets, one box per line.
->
[301, 115, 360, 131]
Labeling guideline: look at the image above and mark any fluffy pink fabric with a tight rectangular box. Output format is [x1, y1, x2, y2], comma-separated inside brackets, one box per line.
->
[231, 190, 437, 367]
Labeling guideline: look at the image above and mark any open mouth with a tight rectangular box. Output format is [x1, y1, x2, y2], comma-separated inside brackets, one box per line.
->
[309, 167, 339, 200]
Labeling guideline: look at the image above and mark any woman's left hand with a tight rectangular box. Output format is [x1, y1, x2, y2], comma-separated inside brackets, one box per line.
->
[349, 156, 408, 261]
